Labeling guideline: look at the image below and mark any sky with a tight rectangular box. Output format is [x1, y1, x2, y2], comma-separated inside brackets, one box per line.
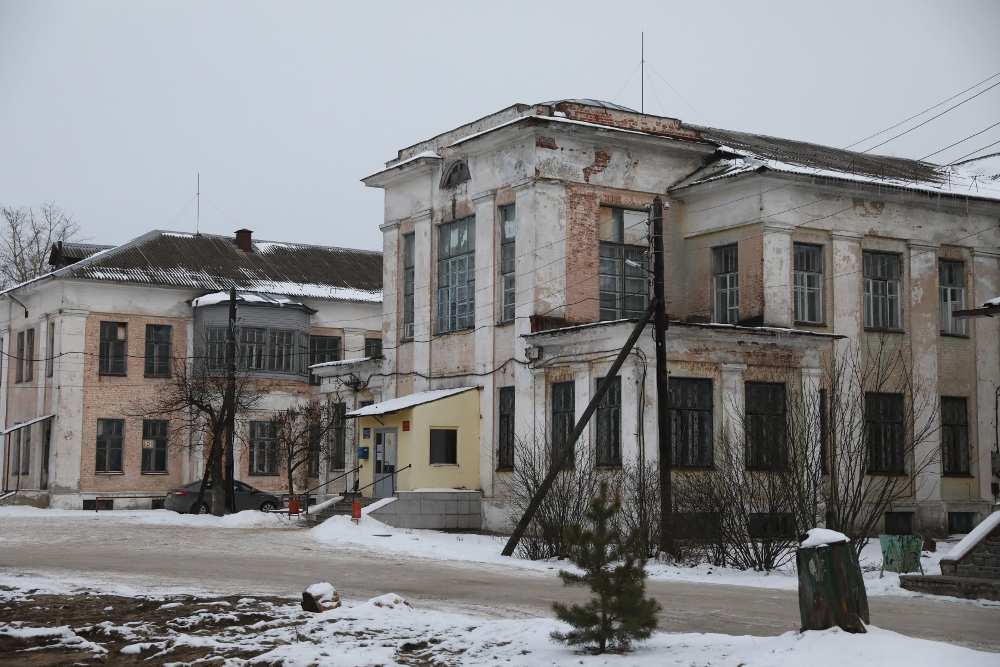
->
[1, 0, 998, 251]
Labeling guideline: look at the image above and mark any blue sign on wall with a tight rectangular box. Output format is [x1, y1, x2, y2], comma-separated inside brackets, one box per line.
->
[357, 446, 370, 460]
[362, 427, 371, 439]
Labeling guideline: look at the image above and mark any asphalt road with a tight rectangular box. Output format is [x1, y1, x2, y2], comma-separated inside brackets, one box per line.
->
[1, 515, 998, 652]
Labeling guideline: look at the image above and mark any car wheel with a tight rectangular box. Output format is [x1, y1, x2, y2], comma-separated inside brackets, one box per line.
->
[191, 502, 210, 515]
[259, 501, 277, 512]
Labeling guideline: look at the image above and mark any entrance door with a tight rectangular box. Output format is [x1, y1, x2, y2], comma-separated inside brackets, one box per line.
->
[39, 420, 51, 490]
[373, 429, 397, 498]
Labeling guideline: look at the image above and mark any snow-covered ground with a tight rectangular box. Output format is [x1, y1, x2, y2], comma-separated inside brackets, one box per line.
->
[0, 505, 299, 529]
[0, 572, 995, 666]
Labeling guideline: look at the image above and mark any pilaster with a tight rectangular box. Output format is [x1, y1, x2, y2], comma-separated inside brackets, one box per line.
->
[763, 224, 793, 327]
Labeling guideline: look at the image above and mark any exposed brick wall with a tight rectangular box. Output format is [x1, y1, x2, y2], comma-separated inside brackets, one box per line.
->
[553, 102, 701, 141]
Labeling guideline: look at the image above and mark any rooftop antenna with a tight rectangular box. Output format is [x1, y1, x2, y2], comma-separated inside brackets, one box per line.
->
[196, 172, 200, 235]
[640, 31, 644, 114]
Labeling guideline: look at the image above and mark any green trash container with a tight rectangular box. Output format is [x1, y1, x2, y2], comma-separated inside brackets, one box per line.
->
[879, 534, 924, 576]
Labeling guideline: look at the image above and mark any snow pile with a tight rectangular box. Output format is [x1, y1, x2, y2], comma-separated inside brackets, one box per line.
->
[941, 510, 1000, 563]
[0, 624, 108, 656]
[801, 528, 851, 548]
[366, 593, 411, 610]
[305, 582, 336, 601]
[0, 506, 295, 530]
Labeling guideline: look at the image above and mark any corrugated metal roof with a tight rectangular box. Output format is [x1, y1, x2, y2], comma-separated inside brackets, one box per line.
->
[19, 230, 382, 302]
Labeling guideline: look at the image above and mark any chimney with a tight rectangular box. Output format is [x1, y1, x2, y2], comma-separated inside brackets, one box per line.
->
[234, 228, 253, 253]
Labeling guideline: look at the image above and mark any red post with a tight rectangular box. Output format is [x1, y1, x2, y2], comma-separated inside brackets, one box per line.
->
[288, 497, 301, 515]
[351, 498, 362, 523]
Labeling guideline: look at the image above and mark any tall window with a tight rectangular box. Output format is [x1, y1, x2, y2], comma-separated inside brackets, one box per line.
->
[551, 381, 575, 467]
[499, 204, 517, 323]
[402, 232, 415, 339]
[25, 328, 35, 382]
[15, 331, 25, 383]
[241, 327, 267, 370]
[865, 392, 905, 474]
[307, 422, 321, 478]
[939, 260, 967, 336]
[669, 378, 714, 468]
[713, 245, 739, 324]
[331, 402, 347, 470]
[95, 419, 124, 473]
[309, 335, 341, 385]
[793, 243, 824, 324]
[745, 382, 786, 470]
[599, 208, 648, 321]
[141, 419, 168, 473]
[430, 429, 458, 464]
[437, 216, 476, 333]
[249, 420, 278, 475]
[99, 322, 127, 375]
[497, 386, 515, 470]
[268, 329, 298, 372]
[595, 376, 622, 467]
[17, 427, 31, 475]
[863, 252, 902, 330]
[45, 321, 55, 377]
[940, 397, 970, 475]
[364, 338, 383, 358]
[144, 325, 172, 378]
[206, 326, 227, 370]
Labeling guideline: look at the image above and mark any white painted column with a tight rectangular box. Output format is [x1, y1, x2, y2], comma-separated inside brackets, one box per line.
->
[513, 185, 540, 453]
[720, 363, 747, 467]
[50, 310, 87, 506]
[972, 248, 1000, 504]
[831, 231, 863, 347]
[801, 366, 824, 491]
[908, 241, 943, 514]
[380, 220, 402, 398]
[473, 192, 496, 495]
[410, 210, 433, 394]
[574, 364, 592, 467]
[763, 224, 793, 327]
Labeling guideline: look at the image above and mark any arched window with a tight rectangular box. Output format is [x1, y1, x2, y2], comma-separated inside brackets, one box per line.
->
[440, 160, 470, 189]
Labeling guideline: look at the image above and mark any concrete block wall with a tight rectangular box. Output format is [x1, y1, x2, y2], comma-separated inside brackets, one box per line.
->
[368, 490, 481, 530]
[940, 516, 1000, 579]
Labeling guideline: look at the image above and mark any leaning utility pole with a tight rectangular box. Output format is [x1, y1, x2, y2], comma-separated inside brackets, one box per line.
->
[501, 301, 656, 557]
[650, 195, 674, 556]
[223, 288, 238, 513]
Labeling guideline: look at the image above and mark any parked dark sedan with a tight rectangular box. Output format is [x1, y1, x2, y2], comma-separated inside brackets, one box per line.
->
[163, 480, 280, 514]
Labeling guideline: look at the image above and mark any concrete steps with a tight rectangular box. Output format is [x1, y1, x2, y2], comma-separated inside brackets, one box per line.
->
[299, 495, 376, 526]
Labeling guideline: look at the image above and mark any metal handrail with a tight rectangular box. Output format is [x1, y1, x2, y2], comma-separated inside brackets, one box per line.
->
[301, 465, 361, 499]
[354, 464, 412, 496]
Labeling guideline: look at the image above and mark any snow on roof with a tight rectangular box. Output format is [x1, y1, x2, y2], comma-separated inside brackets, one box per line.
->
[191, 291, 308, 309]
[941, 510, 1000, 563]
[986, 296, 1000, 307]
[800, 528, 850, 549]
[309, 356, 373, 370]
[346, 387, 479, 417]
[2, 414, 55, 435]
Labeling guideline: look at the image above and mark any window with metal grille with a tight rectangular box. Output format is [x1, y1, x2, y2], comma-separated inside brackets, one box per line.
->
[241, 327, 267, 370]
[793, 243, 824, 324]
[748, 512, 796, 538]
[144, 324, 172, 378]
[308, 421, 322, 477]
[249, 420, 278, 475]
[402, 232, 415, 339]
[95, 419, 124, 473]
[309, 335, 341, 385]
[863, 252, 902, 330]
[884, 511, 914, 535]
[99, 322, 127, 375]
[599, 208, 648, 322]
[499, 204, 516, 323]
[551, 381, 575, 468]
[497, 386, 515, 470]
[141, 419, 168, 473]
[430, 429, 458, 464]
[15, 331, 24, 382]
[45, 321, 55, 377]
[669, 377, 714, 467]
[595, 376, 621, 467]
[941, 396, 970, 475]
[713, 245, 739, 324]
[331, 403, 347, 470]
[865, 392, 905, 474]
[24, 328, 35, 382]
[745, 382, 786, 470]
[939, 260, 967, 336]
[437, 217, 476, 333]
[364, 338, 383, 358]
[948, 512, 975, 534]
[206, 326, 227, 370]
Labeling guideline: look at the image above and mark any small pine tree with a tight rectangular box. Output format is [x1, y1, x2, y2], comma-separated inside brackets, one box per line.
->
[551, 482, 661, 653]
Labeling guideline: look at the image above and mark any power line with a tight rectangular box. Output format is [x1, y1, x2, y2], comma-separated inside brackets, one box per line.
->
[919, 120, 1000, 161]
[947, 138, 1000, 166]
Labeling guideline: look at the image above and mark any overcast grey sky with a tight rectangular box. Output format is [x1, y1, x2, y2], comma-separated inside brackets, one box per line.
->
[1, 0, 998, 251]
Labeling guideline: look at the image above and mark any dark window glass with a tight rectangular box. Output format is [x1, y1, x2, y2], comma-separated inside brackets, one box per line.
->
[437, 216, 476, 333]
[595, 376, 621, 467]
[745, 382, 786, 470]
[402, 233, 415, 338]
[364, 338, 383, 358]
[939, 260, 967, 336]
[499, 205, 517, 322]
[948, 512, 975, 534]
[884, 511, 914, 535]
[331, 403, 347, 470]
[863, 251, 902, 330]
[793, 243, 824, 324]
[45, 321, 55, 377]
[144, 325, 172, 377]
[309, 335, 342, 385]
[24, 328, 35, 382]
[141, 419, 168, 473]
[268, 329, 298, 372]
[249, 420, 278, 475]
[241, 327, 267, 370]
[599, 209, 648, 321]
[15, 331, 24, 383]
[95, 418, 124, 473]
[669, 378, 714, 467]
[748, 513, 796, 538]
[865, 392, 905, 474]
[819, 388, 828, 474]
[551, 381, 575, 468]
[713, 245, 739, 324]
[308, 421, 322, 477]
[99, 322, 127, 375]
[941, 397, 970, 475]
[497, 386, 515, 470]
[430, 429, 458, 464]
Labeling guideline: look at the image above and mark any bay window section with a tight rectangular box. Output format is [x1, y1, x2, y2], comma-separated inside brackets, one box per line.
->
[939, 260, 967, 336]
[863, 251, 902, 330]
[598, 207, 648, 321]
[437, 217, 476, 333]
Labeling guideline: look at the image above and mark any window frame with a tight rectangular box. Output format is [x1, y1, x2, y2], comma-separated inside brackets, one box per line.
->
[141, 419, 169, 474]
[940, 396, 970, 476]
[364, 338, 383, 359]
[309, 335, 342, 385]
[745, 382, 787, 471]
[248, 420, 278, 476]
[436, 216, 476, 334]
[98, 321, 127, 376]
[144, 324, 172, 378]
[24, 328, 35, 382]
[402, 232, 415, 339]
[594, 375, 622, 467]
[712, 244, 739, 324]
[668, 377, 714, 468]
[793, 243, 824, 325]
[429, 428, 458, 465]
[938, 259, 968, 337]
[240, 327, 268, 371]
[95, 418, 124, 474]
[863, 251, 903, 331]
[550, 381, 576, 469]
[865, 392, 906, 475]
[499, 204, 516, 323]
[330, 402, 347, 471]
[15, 331, 24, 383]
[497, 386, 515, 470]
[45, 321, 55, 378]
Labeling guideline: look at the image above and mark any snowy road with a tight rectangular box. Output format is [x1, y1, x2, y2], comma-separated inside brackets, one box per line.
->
[1, 514, 998, 652]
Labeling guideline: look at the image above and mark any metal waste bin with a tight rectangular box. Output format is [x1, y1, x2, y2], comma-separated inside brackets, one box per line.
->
[879, 534, 924, 576]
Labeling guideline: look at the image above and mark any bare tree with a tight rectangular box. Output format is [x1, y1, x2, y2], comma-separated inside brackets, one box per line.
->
[269, 398, 345, 501]
[0, 203, 80, 288]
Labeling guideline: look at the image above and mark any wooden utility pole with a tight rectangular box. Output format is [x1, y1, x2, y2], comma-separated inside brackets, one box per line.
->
[223, 288, 238, 513]
[651, 196, 674, 556]
[501, 302, 657, 557]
